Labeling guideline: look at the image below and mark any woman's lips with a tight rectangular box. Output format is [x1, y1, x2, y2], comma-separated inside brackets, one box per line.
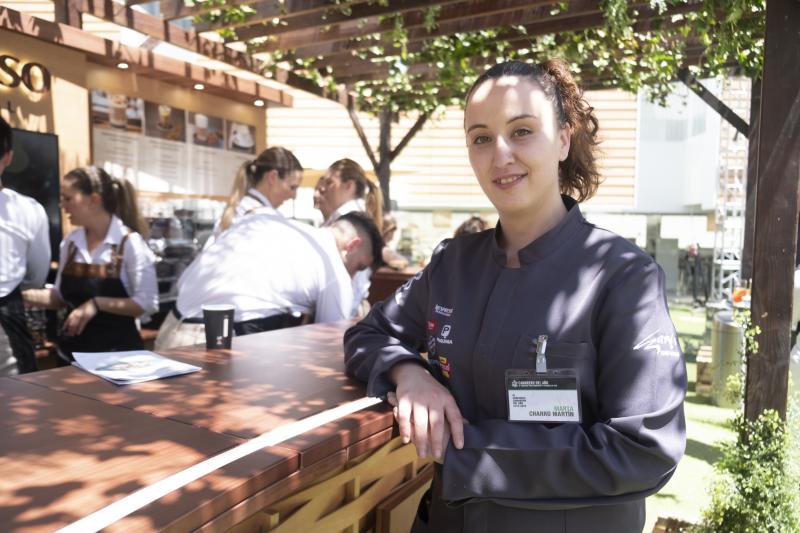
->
[492, 173, 526, 189]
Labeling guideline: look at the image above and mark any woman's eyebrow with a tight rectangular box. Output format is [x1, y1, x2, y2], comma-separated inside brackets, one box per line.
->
[466, 113, 540, 133]
[508, 113, 539, 123]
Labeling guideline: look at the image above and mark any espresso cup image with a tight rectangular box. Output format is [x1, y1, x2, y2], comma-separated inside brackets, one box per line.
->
[109, 95, 128, 128]
[194, 113, 209, 142]
[202, 304, 235, 349]
[158, 104, 172, 129]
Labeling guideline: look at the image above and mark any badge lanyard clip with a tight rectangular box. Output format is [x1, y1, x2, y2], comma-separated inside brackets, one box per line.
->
[534, 334, 548, 373]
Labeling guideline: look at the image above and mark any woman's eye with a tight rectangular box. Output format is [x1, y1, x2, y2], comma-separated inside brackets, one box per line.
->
[512, 128, 532, 138]
[472, 135, 490, 145]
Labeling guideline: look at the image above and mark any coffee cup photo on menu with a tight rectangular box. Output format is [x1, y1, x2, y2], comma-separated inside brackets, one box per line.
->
[188, 112, 225, 149]
[90, 90, 144, 133]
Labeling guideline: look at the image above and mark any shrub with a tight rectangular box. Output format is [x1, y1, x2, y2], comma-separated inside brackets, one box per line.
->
[693, 408, 799, 533]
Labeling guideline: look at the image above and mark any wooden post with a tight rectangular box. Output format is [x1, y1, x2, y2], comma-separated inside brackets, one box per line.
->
[740, 78, 761, 281]
[378, 107, 392, 212]
[744, 0, 800, 421]
[54, 0, 82, 28]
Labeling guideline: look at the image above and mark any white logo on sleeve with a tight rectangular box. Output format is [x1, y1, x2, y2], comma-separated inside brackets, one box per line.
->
[394, 271, 425, 305]
[437, 324, 453, 345]
[633, 330, 680, 357]
[434, 304, 453, 317]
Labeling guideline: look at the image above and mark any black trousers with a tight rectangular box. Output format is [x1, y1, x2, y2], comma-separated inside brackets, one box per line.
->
[0, 287, 37, 374]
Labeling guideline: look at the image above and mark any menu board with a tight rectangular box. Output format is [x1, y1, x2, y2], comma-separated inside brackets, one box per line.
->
[91, 90, 254, 196]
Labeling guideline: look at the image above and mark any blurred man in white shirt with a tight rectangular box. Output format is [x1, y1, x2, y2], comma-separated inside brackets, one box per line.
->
[155, 211, 383, 350]
[0, 117, 51, 373]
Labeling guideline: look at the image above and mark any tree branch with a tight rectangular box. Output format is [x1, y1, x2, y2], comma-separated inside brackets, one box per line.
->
[390, 112, 429, 162]
[346, 96, 379, 172]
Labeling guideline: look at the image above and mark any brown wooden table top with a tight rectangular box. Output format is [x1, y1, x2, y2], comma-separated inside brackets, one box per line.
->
[7, 321, 396, 531]
[15, 321, 373, 440]
[0, 377, 297, 532]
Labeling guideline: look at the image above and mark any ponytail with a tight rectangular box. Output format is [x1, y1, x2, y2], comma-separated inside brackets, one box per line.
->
[539, 59, 601, 202]
[363, 179, 384, 233]
[64, 166, 146, 236]
[467, 59, 602, 202]
[219, 146, 303, 231]
[219, 162, 252, 232]
[112, 177, 146, 236]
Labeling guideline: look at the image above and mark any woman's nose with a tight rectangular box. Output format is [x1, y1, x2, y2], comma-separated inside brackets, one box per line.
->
[493, 136, 515, 166]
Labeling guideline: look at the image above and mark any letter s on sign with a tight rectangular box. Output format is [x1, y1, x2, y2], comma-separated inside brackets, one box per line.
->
[0, 55, 22, 88]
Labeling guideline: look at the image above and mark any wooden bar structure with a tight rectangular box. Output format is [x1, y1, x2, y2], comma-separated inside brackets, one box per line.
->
[743, 0, 800, 421]
[2, 321, 433, 531]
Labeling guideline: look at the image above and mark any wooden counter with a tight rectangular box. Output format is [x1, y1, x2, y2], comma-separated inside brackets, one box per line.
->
[2, 321, 428, 532]
[368, 267, 423, 305]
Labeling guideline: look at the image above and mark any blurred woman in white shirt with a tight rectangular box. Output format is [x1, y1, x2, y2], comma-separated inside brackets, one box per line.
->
[315, 159, 384, 316]
[205, 146, 303, 249]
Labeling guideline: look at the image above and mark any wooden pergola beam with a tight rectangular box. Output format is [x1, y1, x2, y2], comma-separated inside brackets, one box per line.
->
[312, 4, 698, 84]
[251, 0, 557, 53]
[79, 0, 254, 70]
[54, 0, 82, 27]
[209, 0, 460, 37]
[258, 0, 655, 60]
[0, 5, 291, 106]
[162, 0, 349, 23]
[74, 0, 327, 99]
[241, 0, 545, 47]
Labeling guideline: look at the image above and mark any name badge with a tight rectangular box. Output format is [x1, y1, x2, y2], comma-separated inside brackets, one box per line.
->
[505, 369, 582, 423]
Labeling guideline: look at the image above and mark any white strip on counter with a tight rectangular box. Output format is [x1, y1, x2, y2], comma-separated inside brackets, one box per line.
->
[57, 395, 383, 533]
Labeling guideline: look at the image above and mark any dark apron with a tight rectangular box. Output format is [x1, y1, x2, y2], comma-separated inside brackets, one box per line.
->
[57, 233, 144, 361]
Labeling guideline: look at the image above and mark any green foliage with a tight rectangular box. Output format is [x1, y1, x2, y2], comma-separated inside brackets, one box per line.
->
[693, 409, 800, 533]
[694, 305, 799, 533]
[201, 0, 765, 115]
[723, 308, 762, 405]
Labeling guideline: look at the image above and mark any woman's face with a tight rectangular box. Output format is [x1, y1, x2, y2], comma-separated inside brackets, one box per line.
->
[464, 76, 570, 220]
[270, 170, 302, 209]
[317, 171, 355, 220]
[60, 181, 97, 226]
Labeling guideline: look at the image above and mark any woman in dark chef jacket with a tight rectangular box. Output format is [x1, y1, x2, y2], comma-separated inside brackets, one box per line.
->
[23, 166, 158, 360]
[344, 59, 687, 533]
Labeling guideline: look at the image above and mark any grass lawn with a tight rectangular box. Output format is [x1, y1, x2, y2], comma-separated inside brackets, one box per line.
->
[644, 302, 737, 532]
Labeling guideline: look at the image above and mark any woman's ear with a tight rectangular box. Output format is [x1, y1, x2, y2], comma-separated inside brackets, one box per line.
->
[558, 125, 572, 162]
[89, 191, 103, 209]
[263, 169, 280, 185]
[342, 178, 357, 195]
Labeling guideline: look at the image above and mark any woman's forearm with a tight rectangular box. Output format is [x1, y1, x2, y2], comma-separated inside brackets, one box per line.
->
[22, 288, 65, 310]
[94, 297, 145, 317]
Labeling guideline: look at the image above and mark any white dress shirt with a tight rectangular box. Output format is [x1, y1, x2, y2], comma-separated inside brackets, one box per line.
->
[204, 188, 279, 251]
[321, 198, 371, 317]
[0, 187, 51, 297]
[236, 188, 275, 218]
[54, 215, 159, 316]
[176, 213, 353, 323]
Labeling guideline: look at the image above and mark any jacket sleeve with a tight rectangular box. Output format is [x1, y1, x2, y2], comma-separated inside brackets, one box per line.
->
[441, 259, 687, 506]
[344, 241, 450, 399]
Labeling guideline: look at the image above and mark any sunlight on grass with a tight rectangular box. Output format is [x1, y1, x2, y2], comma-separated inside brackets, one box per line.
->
[644, 302, 736, 532]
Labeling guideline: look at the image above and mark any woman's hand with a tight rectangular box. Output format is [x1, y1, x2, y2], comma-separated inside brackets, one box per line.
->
[62, 299, 98, 337]
[388, 362, 465, 460]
